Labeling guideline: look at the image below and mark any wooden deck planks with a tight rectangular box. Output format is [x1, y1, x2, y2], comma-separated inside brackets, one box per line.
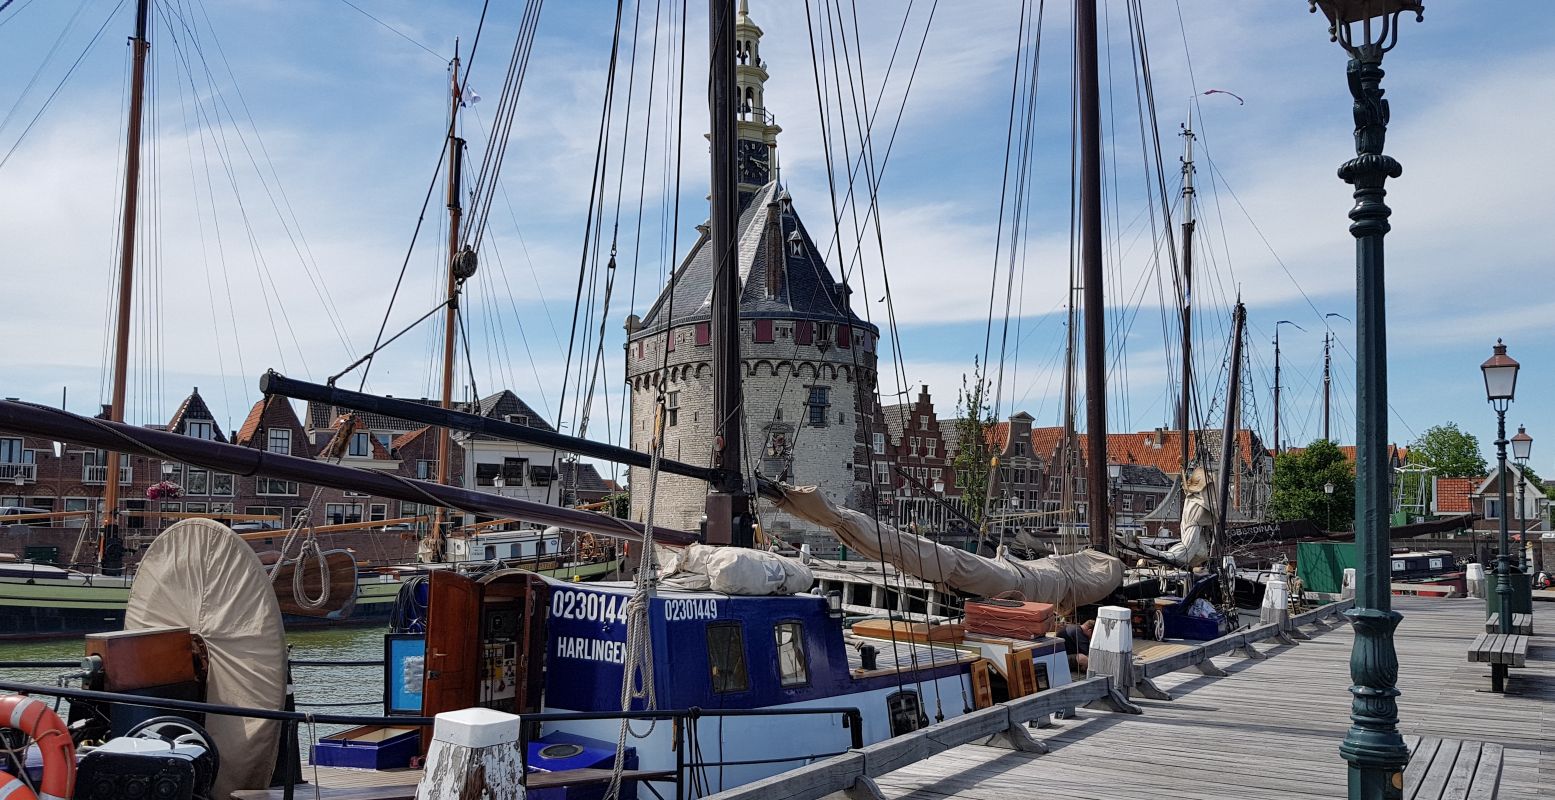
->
[868, 597, 1549, 800]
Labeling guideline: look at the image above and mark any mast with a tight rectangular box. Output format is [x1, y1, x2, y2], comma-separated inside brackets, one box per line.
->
[1214, 301, 1246, 552]
[1076, 0, 1109, 553]
[1177, 103, 1196, 476]
[1273, 327, 1282, 455]
[704, 0, 752, 547]
[431, 42, 465, 561]
[1322, 331, 1332, 442]
[100, 0, 152, 576]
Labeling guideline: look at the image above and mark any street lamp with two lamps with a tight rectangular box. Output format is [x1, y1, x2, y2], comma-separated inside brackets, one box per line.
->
[1511, 425, 1532, 573]
[1480, 338, 1520, 692]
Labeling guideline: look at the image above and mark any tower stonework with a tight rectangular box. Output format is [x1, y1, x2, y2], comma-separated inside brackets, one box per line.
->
[625, 185, 879, 554]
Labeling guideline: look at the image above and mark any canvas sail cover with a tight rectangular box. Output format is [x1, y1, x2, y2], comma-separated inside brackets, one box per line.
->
[658, 543, 814, 594]
[775, 486, 1122, 613]
[126, 519, 288, 800]
[1131, 468, 1215, 567]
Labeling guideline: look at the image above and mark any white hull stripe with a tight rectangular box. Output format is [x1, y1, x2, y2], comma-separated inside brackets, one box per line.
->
[7, 697, 39, 729]
[39, 794, 67, 800]
[0, 776, 31, 800]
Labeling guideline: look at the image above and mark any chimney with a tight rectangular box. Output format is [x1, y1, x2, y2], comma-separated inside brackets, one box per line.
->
[765, 199, 784, 298]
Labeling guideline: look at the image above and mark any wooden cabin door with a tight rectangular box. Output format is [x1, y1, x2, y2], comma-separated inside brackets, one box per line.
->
[422, 570, 482, 719]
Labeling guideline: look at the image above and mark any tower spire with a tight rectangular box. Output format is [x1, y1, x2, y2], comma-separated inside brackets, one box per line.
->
[733, 2, 782, 206]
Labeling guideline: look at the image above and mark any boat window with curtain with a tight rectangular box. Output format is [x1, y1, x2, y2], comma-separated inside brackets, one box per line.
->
[707, 622, 750, 694]
[774, 622, 809, 687]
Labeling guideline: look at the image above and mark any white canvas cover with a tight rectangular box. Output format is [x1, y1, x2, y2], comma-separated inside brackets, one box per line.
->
[775, 486, 1122, 614]
[659, 543, 814, 595]
[126, 518, 288, 800]
[1131, 468, 1215, 567]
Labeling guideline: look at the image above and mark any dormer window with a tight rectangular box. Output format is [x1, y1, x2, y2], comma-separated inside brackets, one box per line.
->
[349, 432, 371, 457]
[187, 421, 215, 440]
[505, 413, 529, 427]
[266, 429, 291, 455]
[787, 230, 803, 257]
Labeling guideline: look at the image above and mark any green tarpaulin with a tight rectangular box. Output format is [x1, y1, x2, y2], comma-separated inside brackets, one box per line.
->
[1298, 541, 1358, 594]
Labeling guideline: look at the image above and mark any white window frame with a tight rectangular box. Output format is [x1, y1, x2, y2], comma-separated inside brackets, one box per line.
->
[267, 429, 291, 455]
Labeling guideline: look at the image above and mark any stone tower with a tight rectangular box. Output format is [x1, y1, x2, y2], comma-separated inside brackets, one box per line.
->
[625, 2, 878, 553]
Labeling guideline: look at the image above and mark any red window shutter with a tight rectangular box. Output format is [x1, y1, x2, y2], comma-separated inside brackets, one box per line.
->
[796, 321, 813, 345]
[754, 319, 774, 343]
[667, 331, 676, 352]
[838, 325, 851, 348]
[695, 322, 711, 346]
[637, 340, 644, 358]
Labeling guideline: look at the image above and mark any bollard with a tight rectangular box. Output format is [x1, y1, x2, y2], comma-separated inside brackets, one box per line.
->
[1086, 606, 1144, 712]
[416, 707, 526, 799]
[1465, 562, 1485, 599]
[1340, 568, 1356, 601]
[1261, 579, 1307, 642]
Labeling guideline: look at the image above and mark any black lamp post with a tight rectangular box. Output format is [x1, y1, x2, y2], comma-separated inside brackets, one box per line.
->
[1308, 1, 1422, 797]
[1481, 339, 1519, 692]
[1325, 480, 1336, 531]
[1511, 424, 1532, 573]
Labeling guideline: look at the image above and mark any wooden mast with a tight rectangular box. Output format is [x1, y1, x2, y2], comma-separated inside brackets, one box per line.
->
[703, 0, 752, 548]
[1214, 301, 1246, 553]
[1178, 105, 1197, 475]
[430, 42, 465, 561]
[1076, 0, 1109, 553]
[100, 0, 152, 575]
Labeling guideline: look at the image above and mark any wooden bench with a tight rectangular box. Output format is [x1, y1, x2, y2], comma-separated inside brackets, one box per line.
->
[1466, 633, 1528, 668]
[1483, 612, 1532, 635]
[1404, 736, 1502, 800]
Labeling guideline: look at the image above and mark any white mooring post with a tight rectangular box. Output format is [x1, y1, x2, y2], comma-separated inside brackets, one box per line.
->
[1086, 606, 1144, 712]
[1260, 578, 1307, 642]
[1341, 567, 1357, 600]
[1465, 562, 1485, 599]
[417, 707, 526, 799]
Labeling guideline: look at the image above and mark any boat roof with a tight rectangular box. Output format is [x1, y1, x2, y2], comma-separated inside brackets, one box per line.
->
[542, 577, 827, 603]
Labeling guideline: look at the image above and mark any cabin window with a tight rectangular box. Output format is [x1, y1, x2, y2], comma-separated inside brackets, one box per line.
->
[706, 622, 750, 694]
[484, 545, 497, 560]
[886, 690, 927, 737]
[774, 622, 809, 687]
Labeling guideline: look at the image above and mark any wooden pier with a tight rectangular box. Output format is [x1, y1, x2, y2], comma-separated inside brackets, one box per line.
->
[712, 596, 1550, 800]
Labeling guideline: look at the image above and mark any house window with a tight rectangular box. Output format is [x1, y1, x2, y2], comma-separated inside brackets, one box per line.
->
[1484, 498, 1500, 520]
[187, 421, 215, 440]
[932, 468, 943, 481]
[184, 502, 208, 515]
[666, 392, 680, 427]
[1144, 495, 1157, 511]
[62, 497, 93, 528]
[1122, 494, 1134, 512]
[370, 504, 388, 522]
[1049, 476, 1062, 492]
[1016, 442, 1028, 456]
[160, 502, 182, 513]
[325, 503, 363, 525]
[210, 473, 233, 496]
[0, 438, 23, 463]
[505, 414, 529, 426]
[926, 439, 937, 458]
[874, 461, 892, 485]
[267, 429, 291, 455]
[257, 478, 298, 496]
[209, 502, 233, 515]
[917, 467, 928, 481]
[245, 505, 284, 519]
[186, 468, 209, 495]
[707, 623, 750, 694]
[1014, 468, 1026, 484]
[349, 432, 371, 457]
[417, 460, 437, 480]
[909, 437, 920, 457]
[476, 463, 501, 487]
[774, 622, 809, 687]
[502, 458, 527, 486]
[806, 386, 830, 427]
[872, 433, 885, 455]
[920, 416, 930, 431]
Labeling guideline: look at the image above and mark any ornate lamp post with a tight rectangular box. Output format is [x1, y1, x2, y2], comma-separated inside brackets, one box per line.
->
[1308, 1, 1422, 797]
[1480, 339, 1519, 692]
[1325, 480, 1336, 531]
[1511, 425, 1532, 573]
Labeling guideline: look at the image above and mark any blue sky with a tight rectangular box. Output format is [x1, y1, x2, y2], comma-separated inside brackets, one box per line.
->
[2, 1, 1552, 476]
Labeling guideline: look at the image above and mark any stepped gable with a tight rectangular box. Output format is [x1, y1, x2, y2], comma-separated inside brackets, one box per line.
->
[166, 387, 227, 443]
[634, 181, 870, 335]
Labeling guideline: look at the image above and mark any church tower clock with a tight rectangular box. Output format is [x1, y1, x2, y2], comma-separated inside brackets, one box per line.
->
[734, 0, 782, 208]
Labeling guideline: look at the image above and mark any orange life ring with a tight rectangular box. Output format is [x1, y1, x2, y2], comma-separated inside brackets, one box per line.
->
[0, 695, 74, 800]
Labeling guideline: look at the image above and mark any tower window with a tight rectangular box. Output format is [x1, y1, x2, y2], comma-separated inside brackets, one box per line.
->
[666, 392, 680, 427]
[806, 387, 830, 427]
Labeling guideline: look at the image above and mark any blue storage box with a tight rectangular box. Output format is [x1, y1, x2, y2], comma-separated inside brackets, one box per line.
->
[311, 725, 420, 770]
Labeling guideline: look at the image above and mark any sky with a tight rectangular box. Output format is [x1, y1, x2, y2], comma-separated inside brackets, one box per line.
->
[1, 0, 1552, 479]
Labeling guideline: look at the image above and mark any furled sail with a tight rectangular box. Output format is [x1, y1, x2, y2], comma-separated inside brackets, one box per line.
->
[1131, 467, 1215, 567]
[773, 485, 1122, 614]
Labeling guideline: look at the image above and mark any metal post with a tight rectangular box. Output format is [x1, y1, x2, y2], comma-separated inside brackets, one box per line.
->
[1494, 409, 1512, 658]
[1335, 44, 1409, 800]
[1516, 465, 1527, 574]
[1323, 332, 1332, 442]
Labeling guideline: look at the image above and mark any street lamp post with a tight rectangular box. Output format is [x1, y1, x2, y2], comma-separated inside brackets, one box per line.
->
[1511, 425, 1532, 574]
[1308, 2, 1422, 797]
[1325, 480, 1336, 531]
[1481, 339, 1520, 692]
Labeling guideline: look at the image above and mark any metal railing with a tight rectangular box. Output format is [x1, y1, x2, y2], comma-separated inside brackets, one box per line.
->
[82, 464, 133, 485]
[0, 676, 862, 800]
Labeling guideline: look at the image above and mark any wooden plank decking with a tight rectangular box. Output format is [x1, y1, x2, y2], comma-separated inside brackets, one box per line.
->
[868, 597, 1551, 800]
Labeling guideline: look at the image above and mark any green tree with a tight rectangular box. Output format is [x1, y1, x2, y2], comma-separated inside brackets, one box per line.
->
[952, 358, 997, 530]
[1408, 422, 1487, 477]
[1269, 439, 1356, 531]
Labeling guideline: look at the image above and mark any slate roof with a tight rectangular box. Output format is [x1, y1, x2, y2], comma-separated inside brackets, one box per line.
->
[560, 462, 612, 499]
[1115, 463, 1173, 487]
[880, 403, 913, 443]
[166, 388, 228, 443]
[634, 181, 876, 335]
